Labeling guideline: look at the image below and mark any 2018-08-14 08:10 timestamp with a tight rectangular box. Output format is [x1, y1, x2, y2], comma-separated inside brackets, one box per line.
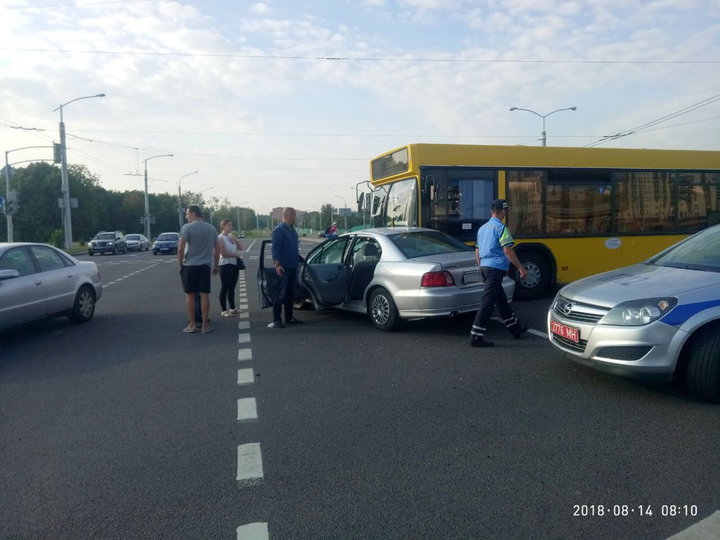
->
[573, 505, 698, 517]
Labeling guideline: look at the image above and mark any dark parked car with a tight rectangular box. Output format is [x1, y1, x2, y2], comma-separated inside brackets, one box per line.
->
[153, 232, 180, 255]
[0, 242, 103, 329]
[125, 233, 149, 251]
[88, 231, 126, 255]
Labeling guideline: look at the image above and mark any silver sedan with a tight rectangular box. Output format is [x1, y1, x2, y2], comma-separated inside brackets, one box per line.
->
[0, 243, 103, 330]
[125, 233, 149, 251]
[547, 223, 720, 402]
[296, 227, 515, 331]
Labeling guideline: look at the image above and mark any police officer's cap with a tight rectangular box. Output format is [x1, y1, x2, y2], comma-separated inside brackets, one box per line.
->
[491, 199, 508, 211]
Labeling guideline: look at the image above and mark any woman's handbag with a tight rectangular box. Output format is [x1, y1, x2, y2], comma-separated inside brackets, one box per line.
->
[236, 257, 246, 270]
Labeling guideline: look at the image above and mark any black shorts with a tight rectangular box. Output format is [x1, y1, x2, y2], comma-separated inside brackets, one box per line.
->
[180, 265, 211, 294]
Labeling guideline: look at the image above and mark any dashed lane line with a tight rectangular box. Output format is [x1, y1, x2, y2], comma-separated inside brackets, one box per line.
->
[237, 523, 269, 540]
[236, 442, 264, 485]
[237, 398, 258, 422]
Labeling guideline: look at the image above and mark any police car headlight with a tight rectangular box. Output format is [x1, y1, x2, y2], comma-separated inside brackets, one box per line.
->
[602, 298, 678, 326]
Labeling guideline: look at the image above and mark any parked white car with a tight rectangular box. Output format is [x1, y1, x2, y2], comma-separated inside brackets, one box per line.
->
[0, 243, 103, 330]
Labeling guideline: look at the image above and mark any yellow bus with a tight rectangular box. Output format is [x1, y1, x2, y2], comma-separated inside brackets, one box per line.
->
[365, 143, 720, 300]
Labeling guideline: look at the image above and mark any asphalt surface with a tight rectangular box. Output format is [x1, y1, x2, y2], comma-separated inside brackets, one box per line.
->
[1, 239, 719, 539]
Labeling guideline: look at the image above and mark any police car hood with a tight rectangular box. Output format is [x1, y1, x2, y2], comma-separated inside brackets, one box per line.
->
[560, 263, 720, 306]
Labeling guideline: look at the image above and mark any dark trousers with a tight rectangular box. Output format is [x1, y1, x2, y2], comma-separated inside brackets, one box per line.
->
[471, 267, 520, 340]
[219, 264, 240, 311]
[272, 268, 297, 323]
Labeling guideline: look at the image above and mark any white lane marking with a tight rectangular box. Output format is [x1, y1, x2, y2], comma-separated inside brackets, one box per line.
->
[244, 240, 257, 251]
[237, 368, 254, 385]
[238, 348, 253, 362]
[238, 303, 249, 310]
[238, 333, 251, 344]
[237, 443, 263, 484]
[667, 510, 720, 539]
[236, 523, 269, 540]
[101, 262, 161, 288]
[237, 312, 249, 319]
[237, 398, 258, 422]
[529, 329, 547, 338]
[238, 321, 250, 330]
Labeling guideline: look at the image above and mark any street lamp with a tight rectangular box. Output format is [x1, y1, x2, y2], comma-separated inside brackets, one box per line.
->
[53, 93, 105, 249]
[178, 170, 198, 228]
[509, 106, 577, 146]
[143, 153, 173, 239]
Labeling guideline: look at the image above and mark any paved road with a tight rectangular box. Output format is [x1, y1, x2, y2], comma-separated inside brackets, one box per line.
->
[1, 241, 718, 539]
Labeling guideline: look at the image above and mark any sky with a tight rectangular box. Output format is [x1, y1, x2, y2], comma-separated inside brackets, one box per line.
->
[1, 0, 719, 214]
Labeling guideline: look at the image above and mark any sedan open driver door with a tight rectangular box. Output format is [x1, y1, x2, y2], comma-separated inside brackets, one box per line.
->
[299, 236, 351, 307]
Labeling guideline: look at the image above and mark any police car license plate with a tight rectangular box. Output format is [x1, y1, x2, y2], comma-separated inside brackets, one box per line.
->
[551, 320, 579, 343]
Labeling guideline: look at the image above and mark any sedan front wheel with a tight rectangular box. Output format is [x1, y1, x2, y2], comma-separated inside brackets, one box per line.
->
[369, 287, 398, 331]
[685, 325, 720, 403]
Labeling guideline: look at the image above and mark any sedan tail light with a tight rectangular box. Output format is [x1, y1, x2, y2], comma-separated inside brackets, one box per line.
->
[421, 270, 455, 287]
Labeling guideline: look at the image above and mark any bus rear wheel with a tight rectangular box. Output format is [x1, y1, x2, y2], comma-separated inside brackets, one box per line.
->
[515, 252, 551, 301]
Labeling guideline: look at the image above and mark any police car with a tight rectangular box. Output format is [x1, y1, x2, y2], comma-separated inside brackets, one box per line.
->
[547, 223, 720, 402]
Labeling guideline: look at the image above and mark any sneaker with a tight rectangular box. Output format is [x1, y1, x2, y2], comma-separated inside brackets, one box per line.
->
[201, 326, 214, 334]
[221, 310, 235, 317]
[285, 318, 303, 325]
[267, 320, 284, 329]
[471, 337, 494, 347]
[182, 325, 197, 333]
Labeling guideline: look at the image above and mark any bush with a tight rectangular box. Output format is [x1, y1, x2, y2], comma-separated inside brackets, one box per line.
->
[48, 229, 64, 248]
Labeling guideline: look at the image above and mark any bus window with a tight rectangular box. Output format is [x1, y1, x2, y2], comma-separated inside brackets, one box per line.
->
[544, 170, 612, 236]
[615, 171, 675, 233]
[677, 172, 720, 230]
[426, 169, 493, 221]
[370, 186, 388, 227]
[385, 178, 418, 227]
[508, 170, 543, 236]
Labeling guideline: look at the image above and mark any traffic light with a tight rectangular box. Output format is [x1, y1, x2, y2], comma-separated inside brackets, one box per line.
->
[53, 142, 62, 164]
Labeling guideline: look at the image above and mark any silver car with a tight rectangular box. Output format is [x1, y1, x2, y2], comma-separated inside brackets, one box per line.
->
[296, 227, 515, 331]
[0, 243, 103, 330]
[547, 224, 720, 402]
[125, 233, 149, 252]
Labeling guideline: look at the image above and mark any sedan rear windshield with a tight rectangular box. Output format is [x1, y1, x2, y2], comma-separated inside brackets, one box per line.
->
[389, 231, 473, 259]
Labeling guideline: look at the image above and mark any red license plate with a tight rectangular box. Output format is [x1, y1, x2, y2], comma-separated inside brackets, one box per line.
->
[551, 320, 579, 343]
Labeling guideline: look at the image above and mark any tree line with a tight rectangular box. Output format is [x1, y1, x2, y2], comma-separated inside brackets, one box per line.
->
[1, 162, 368, 246]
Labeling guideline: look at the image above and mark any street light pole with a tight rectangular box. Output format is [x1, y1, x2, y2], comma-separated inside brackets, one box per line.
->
[143, 153, 173, 239]
[509, 106, 577, 146]
[53, 93, 105, 249]
[178, 170, 198, 229]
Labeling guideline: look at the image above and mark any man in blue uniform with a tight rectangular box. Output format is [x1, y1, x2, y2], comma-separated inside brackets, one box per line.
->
[270, 207, 302, 328]
[470, 199, 528, 347]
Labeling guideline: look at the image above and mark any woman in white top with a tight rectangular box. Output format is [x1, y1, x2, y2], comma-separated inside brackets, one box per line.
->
[218, 219, 242, 316]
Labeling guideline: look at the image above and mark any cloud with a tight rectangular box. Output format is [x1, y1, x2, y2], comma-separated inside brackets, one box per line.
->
[1, 0, 719, 212]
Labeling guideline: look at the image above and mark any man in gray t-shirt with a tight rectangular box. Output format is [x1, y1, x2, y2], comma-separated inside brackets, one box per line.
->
[178, 205, 221, 334]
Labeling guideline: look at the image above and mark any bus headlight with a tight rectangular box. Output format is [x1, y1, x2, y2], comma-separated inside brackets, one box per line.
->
[602, 298, 678, 326]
